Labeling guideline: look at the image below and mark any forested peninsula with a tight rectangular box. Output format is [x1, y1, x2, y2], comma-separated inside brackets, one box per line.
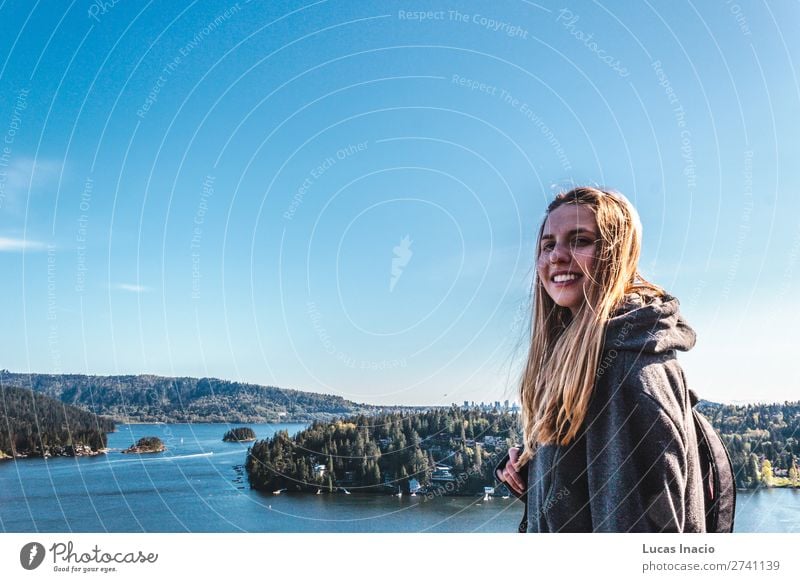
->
[246, 407, 519, 495]
[0, 385, 114, 459]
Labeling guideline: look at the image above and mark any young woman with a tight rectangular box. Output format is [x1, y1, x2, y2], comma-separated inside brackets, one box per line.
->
[496, 187, 706, 532]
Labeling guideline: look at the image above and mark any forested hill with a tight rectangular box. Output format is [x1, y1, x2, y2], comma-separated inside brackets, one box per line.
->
[0, 371, 384, 423]
[0, 385, 114, 458]
[699, 400, 800, 488]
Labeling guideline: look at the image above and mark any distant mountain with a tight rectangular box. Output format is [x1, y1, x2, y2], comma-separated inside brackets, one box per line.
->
[0, 371, 389, 424]
[0, 384, 114, 458]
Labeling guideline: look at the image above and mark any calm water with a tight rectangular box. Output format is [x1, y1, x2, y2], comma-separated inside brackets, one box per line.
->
[0, 424, 795, 533]
[0, 424, 521, 533]
[733, 489, 800, 533]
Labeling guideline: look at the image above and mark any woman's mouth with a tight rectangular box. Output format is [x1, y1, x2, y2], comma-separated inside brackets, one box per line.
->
[551, 272, 581, 287]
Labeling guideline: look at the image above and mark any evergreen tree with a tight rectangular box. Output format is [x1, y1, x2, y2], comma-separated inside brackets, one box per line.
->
[369, 461, 381, 486]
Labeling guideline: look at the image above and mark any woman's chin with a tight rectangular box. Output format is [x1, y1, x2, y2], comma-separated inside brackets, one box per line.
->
[545, 284, 589, 314]
[550, 291, 578, 308]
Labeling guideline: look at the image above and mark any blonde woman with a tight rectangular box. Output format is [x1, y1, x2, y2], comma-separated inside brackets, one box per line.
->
[496, 187, 705, 532]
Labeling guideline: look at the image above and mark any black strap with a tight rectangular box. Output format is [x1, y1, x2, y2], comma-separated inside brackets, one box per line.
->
[692, 407, 736, 532]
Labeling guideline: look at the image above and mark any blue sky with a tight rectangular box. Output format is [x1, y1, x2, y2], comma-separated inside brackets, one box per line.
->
[0, 1, 798, 406]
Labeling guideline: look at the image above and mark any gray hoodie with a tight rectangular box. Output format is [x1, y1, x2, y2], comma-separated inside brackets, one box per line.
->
[504, 292, 705, 533]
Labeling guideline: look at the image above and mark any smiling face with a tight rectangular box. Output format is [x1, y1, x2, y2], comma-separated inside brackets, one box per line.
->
[536, 203, 599, 316]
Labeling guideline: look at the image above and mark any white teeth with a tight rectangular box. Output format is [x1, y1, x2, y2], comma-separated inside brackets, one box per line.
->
[553, 273, 578, 283]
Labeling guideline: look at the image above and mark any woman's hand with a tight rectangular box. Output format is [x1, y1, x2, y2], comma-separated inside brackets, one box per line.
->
[496, 446, 526, 496]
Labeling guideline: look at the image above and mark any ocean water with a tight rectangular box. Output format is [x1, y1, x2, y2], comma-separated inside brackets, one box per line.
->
[0, 424, 794, 533]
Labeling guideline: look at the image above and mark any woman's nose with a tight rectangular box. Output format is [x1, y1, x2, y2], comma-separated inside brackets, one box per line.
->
[549, 242, 569, 263]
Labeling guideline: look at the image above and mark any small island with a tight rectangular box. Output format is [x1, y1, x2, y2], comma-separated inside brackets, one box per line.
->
[223, 427, 256, 443]
[122, 436, 166, 454]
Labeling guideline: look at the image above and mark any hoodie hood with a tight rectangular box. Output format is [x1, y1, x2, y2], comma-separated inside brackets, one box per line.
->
[603, 292, 696, 354]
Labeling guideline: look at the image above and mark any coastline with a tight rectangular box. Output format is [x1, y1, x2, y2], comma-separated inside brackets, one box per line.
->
[0, 446, 108, 460]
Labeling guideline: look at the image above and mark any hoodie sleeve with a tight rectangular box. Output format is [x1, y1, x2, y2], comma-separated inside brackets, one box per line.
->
[584, 360, 690, 532]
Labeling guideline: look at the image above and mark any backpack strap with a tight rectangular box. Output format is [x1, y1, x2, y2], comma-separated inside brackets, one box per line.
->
[689, 389, 737, 532]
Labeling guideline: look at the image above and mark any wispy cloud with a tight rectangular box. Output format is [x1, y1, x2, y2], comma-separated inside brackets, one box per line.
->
[0, 236, 47, 252]
[114, 283, 151, 293]
[0, 157, 63, 207]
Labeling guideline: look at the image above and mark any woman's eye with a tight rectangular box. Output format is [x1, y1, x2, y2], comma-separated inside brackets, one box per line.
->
[541, 242, 554, 252]
[572, 238, 592, 247]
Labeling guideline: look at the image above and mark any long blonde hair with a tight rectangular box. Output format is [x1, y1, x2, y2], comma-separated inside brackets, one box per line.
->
[518, 187, 662, 466]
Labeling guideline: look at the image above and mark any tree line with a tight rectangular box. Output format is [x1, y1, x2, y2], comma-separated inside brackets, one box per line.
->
[248, 400, 800, 495]
[0, 370, 389, 423]
[700, 400, 800, 488]
[0, 385, 115, 457]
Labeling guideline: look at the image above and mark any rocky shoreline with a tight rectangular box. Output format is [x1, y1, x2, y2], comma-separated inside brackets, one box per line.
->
[0, 444, 107, 459]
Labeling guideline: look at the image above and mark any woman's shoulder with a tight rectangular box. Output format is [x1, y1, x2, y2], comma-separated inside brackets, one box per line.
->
[596, 349, 691, 433]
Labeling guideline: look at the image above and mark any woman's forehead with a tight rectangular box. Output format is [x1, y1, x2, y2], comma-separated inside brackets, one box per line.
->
[543, 204, 597, 234]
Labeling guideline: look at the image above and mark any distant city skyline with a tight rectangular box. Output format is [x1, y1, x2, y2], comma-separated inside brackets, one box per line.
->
[1, 2, 798, 406]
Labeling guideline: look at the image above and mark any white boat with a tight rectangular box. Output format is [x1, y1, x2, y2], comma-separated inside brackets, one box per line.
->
[316, 489, 322, 495]
[273, 488, 286, 495]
